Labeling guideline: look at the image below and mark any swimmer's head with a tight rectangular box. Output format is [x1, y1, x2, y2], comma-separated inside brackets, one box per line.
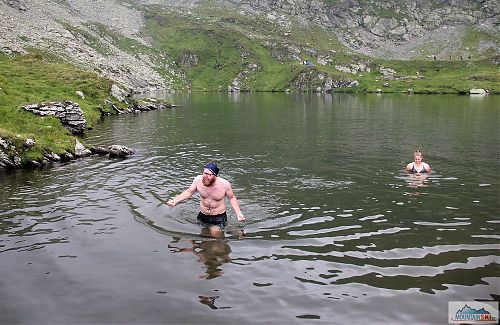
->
[204, 162, 219, 176]
[413, 150, 423, 163]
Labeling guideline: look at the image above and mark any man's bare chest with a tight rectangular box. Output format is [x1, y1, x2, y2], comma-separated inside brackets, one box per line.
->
[197, 184, 225, 201]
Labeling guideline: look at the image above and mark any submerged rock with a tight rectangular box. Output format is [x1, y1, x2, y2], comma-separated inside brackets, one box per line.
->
[90, 146, 110, 155]
[108, 145, 135, 158]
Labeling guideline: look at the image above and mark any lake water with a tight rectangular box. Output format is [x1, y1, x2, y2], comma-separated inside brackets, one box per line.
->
[1, 93, 499, 324]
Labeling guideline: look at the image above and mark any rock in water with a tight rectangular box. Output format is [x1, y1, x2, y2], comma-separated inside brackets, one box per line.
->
[108, 145, 135, 158]
[75, 139, 91, 157]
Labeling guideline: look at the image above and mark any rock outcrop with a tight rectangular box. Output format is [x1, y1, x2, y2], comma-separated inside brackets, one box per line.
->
[0, 137, 21, 168]
[22, 101, 87, 135]
[216, 0, 499, 59]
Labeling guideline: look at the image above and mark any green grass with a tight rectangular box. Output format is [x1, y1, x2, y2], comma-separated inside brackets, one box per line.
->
[0, 52, 116, 163]
[366, 59, 499, 93]
[147, 9, 256, 90]
[145, 7, 346, 91]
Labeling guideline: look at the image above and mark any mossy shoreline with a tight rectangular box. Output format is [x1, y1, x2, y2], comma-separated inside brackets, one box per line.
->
[0, 53, 173, 170]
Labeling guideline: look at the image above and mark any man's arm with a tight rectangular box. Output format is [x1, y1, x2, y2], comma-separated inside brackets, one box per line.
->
[226, 186, 245, 221]
[167, 176, 200, 207]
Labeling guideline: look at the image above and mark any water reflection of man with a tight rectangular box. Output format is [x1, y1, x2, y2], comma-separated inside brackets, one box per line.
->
[199, 295, 220, 309]
[168, 229, 232, 280]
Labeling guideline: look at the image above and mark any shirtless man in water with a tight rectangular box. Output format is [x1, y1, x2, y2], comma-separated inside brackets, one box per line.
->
[166, 162, 245, 231]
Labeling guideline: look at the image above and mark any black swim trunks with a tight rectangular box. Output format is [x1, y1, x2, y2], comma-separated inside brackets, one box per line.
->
[197, 211, 228, 228]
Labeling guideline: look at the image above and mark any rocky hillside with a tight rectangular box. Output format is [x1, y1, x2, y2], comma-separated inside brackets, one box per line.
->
[1, 0, 499, 93]
[1, 0, 170, 92]
[147, 0, 499, 58]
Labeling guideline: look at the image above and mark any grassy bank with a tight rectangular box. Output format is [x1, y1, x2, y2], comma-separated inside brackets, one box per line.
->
[0, 52, 115, 164]
[333, 58, 500, 94]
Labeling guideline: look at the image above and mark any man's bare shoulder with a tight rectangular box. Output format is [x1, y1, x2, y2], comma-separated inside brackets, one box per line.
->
[216, 177, 232, 188]
[191, 174, 203, 185]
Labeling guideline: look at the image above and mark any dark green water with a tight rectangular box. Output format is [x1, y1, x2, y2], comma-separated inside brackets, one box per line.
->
[1, 93, 498, 324]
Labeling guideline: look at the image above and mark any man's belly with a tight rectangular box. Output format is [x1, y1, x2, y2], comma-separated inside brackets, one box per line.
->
[200, 201, 226, 215]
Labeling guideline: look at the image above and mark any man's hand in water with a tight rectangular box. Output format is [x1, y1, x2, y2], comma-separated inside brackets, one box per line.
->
[237, 213, 246, 221]
[166, 199, 176, 207]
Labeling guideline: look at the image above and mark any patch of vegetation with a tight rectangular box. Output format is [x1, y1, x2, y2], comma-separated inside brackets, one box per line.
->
[146, 8, 256, 90]
[144, 6, 347, 91]
[18, 35, 30, 42]
[89, 22, 149, 55]
[58, 20, 112, 56]
[0, 52, 116, 162]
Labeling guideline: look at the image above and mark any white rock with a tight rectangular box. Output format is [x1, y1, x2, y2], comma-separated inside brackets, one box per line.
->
[469, 88, 487, 95]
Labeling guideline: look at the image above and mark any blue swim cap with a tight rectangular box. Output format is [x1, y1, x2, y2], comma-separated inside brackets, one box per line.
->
[205, 162, 219, 176]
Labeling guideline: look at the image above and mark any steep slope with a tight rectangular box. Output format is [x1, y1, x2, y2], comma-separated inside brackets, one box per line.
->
[0, 0, 174, 92]
[141, 0, 499, 59]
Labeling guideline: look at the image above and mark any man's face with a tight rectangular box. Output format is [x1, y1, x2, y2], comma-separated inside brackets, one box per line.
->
[202, 168, 216, 186]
